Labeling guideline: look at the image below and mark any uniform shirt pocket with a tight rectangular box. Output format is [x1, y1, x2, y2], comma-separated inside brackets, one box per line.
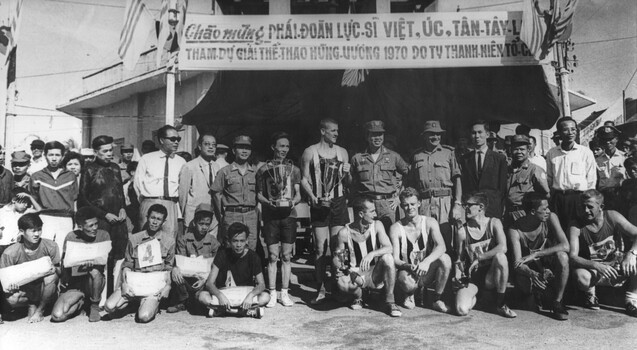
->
[226, 176, 242, 192]
[356, 166, 371, 181]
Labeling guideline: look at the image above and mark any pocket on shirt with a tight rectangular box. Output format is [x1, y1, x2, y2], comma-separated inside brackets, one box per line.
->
[227, 176, 241, 192]
[570, 163, 584, 176]
[356, 166, 371, 181]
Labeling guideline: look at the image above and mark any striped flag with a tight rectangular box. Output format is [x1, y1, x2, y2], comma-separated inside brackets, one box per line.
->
[520, 0, 547, 60]
[156, 0, 189, 67]
[547, 0, 578, 45]
[1, 0, 23, 61]
[118, 0, 156, 70]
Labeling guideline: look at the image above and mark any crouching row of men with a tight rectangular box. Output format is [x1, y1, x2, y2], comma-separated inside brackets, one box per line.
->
[330, 187, 637, 320]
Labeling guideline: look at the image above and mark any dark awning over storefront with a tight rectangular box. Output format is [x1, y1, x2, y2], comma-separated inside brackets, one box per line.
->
[183, 66, 560, 155]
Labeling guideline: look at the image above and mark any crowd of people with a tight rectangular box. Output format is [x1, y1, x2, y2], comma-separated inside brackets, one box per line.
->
[0, 116, 636, 325]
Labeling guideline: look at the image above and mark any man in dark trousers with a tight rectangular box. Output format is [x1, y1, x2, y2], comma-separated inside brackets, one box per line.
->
[461, 120, 508, 218]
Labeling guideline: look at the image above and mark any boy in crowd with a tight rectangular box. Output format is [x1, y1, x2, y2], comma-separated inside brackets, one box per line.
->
[508, 193, 570, 320]
[168, 204, 220, 313]
[0, 213, 60, 323]
[0, 189, 41, 253]
[198, 223, 270, 318]
[51, 207, 110, 322]
[104, 204, 174, 323]
[390, 188, 451, 313]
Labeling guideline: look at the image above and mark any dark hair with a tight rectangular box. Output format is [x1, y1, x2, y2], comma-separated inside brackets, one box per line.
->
[176, 151, 192, 162]
[270, 131, 291, 147]
[157, 125, 178, 140]
[75, 207, 98, 225]
[522, 192, 548, 212]
[470, 120, 490, 132]
[529, 135, 537, 144]
[62, 151, 84, 170]
[11, 188, 32, 206]
[625, 157, 637, 169]
[226, 222, 249, 243]
[44, 141, 65, 156]
[465, 191, 489, 208]
[320, 118, 338, 129]
[18, 213, 43, 231]
[147, 204, 168, 219]
[581, 189, 604, 205]
[91, 135, 114, 150]
[399, 187, 420, 203]
[515, 124, 531, 136]
[556, 117, 578, 131]
[126, 161, 138, 174]
[197, 132, 216, 145]
[193, 210, 213, 224]
[352, 196, 373, 215]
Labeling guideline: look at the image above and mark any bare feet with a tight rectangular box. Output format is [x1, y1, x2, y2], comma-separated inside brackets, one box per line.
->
[27, 306, 44, 323]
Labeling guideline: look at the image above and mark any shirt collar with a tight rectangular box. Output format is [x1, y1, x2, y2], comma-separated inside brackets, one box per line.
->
[476, 145, 488, 154]
[231, 162, 254, 172]
[159, 150, 175, 159]
[363, 146, 387, 157]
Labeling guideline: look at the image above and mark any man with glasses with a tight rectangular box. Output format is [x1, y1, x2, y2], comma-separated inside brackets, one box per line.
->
[179, 132, 220, 236]
[134, 125, 186, 237]
[28, 139, 46, 175]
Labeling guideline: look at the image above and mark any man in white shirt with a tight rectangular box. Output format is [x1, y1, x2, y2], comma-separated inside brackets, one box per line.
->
[594, 125, 626, 211]
[546, 117, 597, 230]
[27, 140, 47, 175]
[528, 135, 547, 171]
[134, 125, 186, 237]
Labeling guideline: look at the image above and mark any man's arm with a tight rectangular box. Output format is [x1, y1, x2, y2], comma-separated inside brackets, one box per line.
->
[546, 151, 554, 190]
[242, 272, 267, 310]
[532, 167, 550, 197]
[421, 218, 446, 265]
[608, 211, 637, 275]
[211, 171, 225, 223]
[178, 164, 193, 214]
[300, 148, 318, 206]
[497, 154, 508, 197]
[204, 264, 230, 310]
[389, 223, 409, 270]
[77, 169, 108, 219]
[332, 228, 348, 271]
[478, 219, 507, 262]
[340, 148, 351, 186]
[359, 221, 393, 271]
[585, 149, 597, 190]
[29, 174, 42, 207]
[133, 157, 147, 198]
[537, 213, 570, 257]
[568, 226, 597, 270]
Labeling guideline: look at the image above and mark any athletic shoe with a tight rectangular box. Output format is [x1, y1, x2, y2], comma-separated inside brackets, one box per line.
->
[166, 303, 187, 313]
[387, 303, 402, 317]
[349, 298, 363, 310]
[431, 300, 449, 314]
[584, 292, 600, 310]
[551, 300, 569, 321]
[245, 307, 265, 319]
[496, 304, 517, 318]
[310, 291, 327, 305]
[402, 295, 415, 310]
[266, 290, 277, 308]
[279, 292, 294, 307]
[207, 308, 224, 318]
[88, 304, 101, 322]
[626, 302, 637, 318]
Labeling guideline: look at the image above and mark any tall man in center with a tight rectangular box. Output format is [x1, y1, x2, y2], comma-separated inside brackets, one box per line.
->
[351, 120, 409, 232]
[301, 118, 351, 304]
[408, 120, 462, 254]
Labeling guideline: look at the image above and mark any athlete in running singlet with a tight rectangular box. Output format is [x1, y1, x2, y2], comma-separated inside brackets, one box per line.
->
[332, 197, 400, 317]
[301, 118, 351, 304]
[508, 193, 570, 320]
[390, 187, 451, 313]
[568, 189, 637, 317]
[454, 192, 516, 318]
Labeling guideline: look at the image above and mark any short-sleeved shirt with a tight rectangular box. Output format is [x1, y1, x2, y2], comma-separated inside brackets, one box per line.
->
[176, 228, 220, 258]
[596, 149, 626, 190]
[546, 144, 597, 191]
[506, 159, 548, 208]
[61, 229, 110, 284]
[256, 162, 301, 219]
[0, 238, 61, 268]
[409, 145, 460, 193]
[122, 229, 175, 272]
[211, 163, 257, 208]
[351, 146, 409, 195]
[213, 248, 261, 288]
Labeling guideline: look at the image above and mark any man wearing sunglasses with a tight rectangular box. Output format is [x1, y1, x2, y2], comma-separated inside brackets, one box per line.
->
[134, 125, 186, 237]
[28, 139, 47, 175]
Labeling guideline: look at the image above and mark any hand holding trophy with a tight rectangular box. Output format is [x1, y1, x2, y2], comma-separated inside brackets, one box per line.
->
[318, 159, 347, 207]
[265, 159, 295, 208]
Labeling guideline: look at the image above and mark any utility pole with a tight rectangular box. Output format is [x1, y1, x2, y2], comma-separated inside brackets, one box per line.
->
[553, 40, 577, 118]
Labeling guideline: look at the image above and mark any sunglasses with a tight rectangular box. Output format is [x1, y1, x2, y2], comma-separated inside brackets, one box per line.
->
[163, 136, 182, 143]
[462, 202, 481, 208]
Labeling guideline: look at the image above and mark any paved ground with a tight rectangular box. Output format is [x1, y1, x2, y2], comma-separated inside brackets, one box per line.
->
[1, 263, 636, 350]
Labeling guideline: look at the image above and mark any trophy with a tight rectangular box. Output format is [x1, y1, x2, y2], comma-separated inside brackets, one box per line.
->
[265, 159, 295, 207]
[318, 159, 346, 207]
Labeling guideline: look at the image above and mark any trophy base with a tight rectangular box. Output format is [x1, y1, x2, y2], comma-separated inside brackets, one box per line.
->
[273, 200, 293, 208]
[319, 198, 332, 207]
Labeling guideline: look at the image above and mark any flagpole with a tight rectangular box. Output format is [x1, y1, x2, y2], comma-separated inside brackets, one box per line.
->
[165, 55, 175, 126]
[555, 42, 571, 118]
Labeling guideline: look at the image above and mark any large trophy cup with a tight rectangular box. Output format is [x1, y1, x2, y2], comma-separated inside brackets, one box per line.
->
[265, 159, 295, 208]
[318, 159, 346, 207]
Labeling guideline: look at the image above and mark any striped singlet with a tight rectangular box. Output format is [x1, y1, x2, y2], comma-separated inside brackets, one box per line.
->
[395, 217, 430, 265]
[308, 144, 345, 199]
[345, 222, 379, 268]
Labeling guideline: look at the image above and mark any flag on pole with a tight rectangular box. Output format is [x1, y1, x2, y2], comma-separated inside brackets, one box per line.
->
[118, 0, 156, 70]
[520, 0, 547, 60]
[156, 0, 189, 67]
[1, 0, 23, 61]
[547, 0, 578, 45]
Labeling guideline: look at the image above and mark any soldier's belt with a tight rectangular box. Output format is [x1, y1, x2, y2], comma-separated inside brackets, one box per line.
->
[364, 193, 395, 200]
[420, 188, 452, 199]
[225, 206, 256, 213]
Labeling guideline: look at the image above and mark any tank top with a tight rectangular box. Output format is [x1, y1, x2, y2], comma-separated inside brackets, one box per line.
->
[308, 144, 345, 198]
[579, 211, 625, 265]
[395, 217, 430, 265]
[516, 221, 549, 257]
[464, 218, 495, 265]
[345, 222, 379, 268]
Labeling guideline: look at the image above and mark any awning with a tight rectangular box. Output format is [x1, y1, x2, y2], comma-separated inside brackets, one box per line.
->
[183, 66, 560, 154]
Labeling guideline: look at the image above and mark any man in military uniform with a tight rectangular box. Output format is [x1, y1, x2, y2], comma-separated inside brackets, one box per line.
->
[505, 135, 549, 228]
[211, 135, 258, 251]
[350, 120, 409, 231]
[595, 125, 626, 210]
[118, 144, 135, 183]
[408, 121, 462, 254]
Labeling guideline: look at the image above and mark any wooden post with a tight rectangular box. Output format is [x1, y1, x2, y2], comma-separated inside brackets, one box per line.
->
[269, 0, 290, 14]
[376, 0, 391, 13]
[555, 43, 571, 118]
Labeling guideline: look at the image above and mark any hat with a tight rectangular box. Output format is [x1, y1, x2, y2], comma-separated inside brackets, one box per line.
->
[80, 148, 95, 157]
[364, 120, 385, 133]
[511, 135, 530, 145]
[233, 135, 252, 146]
[217, 144, 229, 151]
[421, 120, 445, 134]
[487, 131, 499, 141]
[194, 203, 214, 217]
[596, 125, 620, 140]
[11, 150, 31, 163]
[30, 139, 45, 149]
[121, 144, 134, 152]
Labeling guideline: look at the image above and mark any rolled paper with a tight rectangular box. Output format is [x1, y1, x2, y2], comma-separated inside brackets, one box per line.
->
[125, 270, 168, 297]
[63, 241, 112, 268]
[210, 286, 258, 307]
[0, 256, 55, 292]
[175, 255, 213, 278]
